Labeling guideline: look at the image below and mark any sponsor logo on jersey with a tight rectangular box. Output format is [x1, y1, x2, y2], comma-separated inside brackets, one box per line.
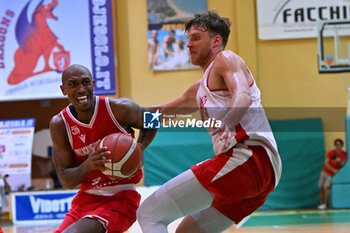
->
[71, 126, 80, 135]
[79, 134, 86, 143]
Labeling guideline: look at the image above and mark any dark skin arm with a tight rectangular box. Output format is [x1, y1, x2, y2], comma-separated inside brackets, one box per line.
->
[50, 98, 157, 189]
[109, 98, 157, 151]
[49, 115, 110, 189]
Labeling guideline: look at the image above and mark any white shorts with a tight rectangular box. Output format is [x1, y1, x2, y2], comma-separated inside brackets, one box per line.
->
[318, 171, 332, 188]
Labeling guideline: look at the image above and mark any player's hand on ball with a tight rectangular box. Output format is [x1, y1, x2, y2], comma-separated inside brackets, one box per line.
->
[84, 146, 111, 172]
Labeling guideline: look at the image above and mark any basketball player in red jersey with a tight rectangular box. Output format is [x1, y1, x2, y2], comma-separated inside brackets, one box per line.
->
[137, 11, 282, 233]
[50, 64, 156, 233]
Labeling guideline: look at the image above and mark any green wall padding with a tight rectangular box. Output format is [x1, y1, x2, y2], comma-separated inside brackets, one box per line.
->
[143, 127, 214, 186]
[143, 118, 325, 209]
[261, 118, 325, 209]
[329, 116, 350, 209]
[331, 184, 350, 208]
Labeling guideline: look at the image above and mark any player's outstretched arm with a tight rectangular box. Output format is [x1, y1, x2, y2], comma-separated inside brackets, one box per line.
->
[109, 98, 157, 151]
[149, 80, 200, 115]
[49, 115, 110, 189]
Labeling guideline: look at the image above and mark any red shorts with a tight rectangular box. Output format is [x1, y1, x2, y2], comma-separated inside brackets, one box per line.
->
[191, 145, 275, 223]
[54, 190, 140, 233]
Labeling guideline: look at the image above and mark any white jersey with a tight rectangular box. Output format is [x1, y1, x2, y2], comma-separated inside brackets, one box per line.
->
[196, 57, 282, 185]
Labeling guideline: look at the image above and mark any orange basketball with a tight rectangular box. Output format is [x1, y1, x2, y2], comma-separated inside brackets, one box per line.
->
[97, 133, 142, 180]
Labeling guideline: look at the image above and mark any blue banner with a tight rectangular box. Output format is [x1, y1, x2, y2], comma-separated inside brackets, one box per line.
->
[12, 190, 77, 224]
[0, 118, 35, 129]
[88, 0, 116, 95]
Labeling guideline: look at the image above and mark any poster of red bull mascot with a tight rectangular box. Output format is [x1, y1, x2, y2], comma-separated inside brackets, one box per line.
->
[7, 0, 70, 85]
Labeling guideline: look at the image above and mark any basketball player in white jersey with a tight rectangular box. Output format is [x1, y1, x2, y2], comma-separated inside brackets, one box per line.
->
[137, 10, 282, 233]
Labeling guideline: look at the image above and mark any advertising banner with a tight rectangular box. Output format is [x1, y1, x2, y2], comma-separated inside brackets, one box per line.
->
[0, 0, 116, 100]
[0, 118, 35, 212]
[0, 118, 35, 186]
[11, 190, 77, 225]
[257, 0, 350, 40]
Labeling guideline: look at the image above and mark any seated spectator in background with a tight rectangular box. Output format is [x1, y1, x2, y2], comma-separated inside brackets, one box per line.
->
[318, 138, 347, 210]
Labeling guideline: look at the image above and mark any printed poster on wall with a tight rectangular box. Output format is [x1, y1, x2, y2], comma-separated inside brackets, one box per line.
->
[147, 0, 207, 71]
[0, 0, 116, 101]
[0, 118, 35, 196]
[257, 0, 350, 40]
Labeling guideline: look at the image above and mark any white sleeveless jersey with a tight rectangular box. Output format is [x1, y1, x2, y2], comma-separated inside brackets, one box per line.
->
[196, 57, 282, 185]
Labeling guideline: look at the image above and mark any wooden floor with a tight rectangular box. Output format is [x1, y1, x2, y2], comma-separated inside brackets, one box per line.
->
[231, 224, 350, 233]
[2, 223, 350, 233]
[2, 209, 350, 233]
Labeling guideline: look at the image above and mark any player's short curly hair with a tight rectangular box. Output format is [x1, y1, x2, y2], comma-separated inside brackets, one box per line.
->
[185, 10, 231, 48]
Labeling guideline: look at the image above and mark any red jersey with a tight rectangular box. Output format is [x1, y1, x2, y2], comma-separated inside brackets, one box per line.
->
[322, 149, 347, 176]
[60, 96, 142, 192]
